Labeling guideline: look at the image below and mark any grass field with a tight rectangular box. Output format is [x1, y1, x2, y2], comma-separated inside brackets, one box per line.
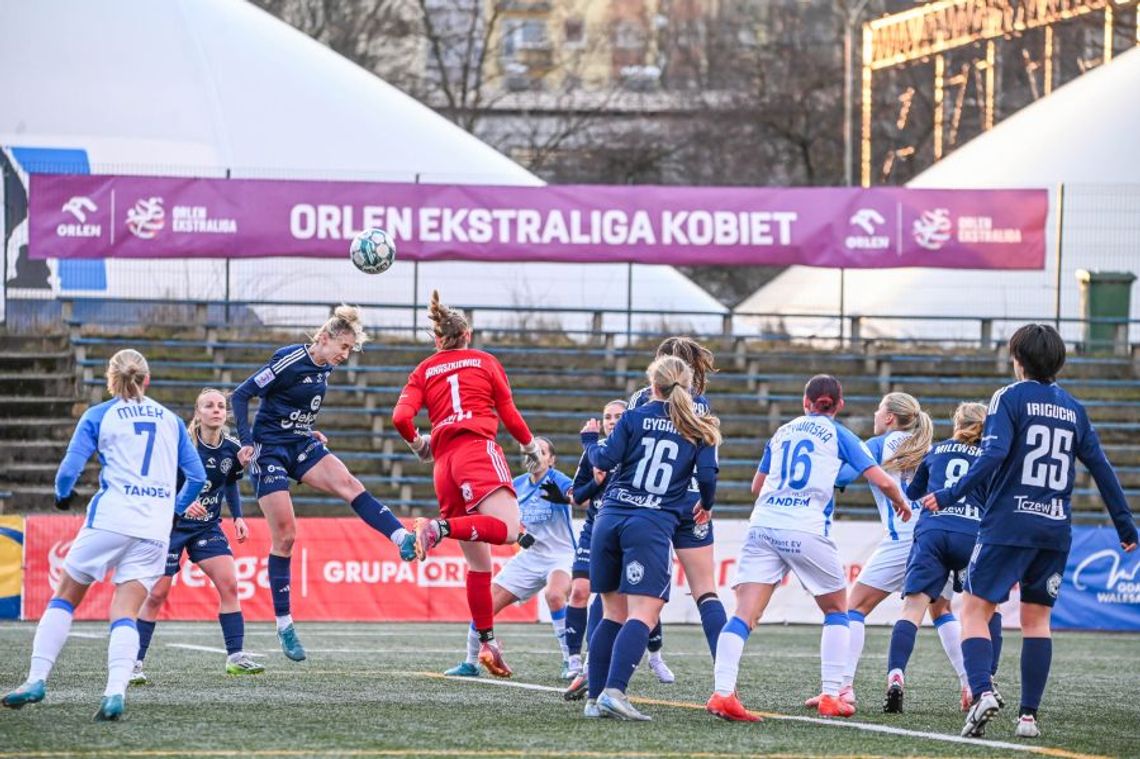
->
[0, 621, 1134, 759]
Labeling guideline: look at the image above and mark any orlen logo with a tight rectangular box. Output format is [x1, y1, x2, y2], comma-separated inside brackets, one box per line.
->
[58, 196, 101, 238]
[913, 208, 952, 251]
[126, 196, 165, 239]
[47, 539, 74, 592]
[844, 208, 888, 250]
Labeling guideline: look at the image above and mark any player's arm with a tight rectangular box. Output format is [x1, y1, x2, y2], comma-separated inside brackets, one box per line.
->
[925, 390, 1013, 510]
[174, 423, 207, 516]
[694, 443, 719, 512]
[839, 427, 911, 521]
[231, 357, 281, 449]
[488, 358, 541, 470]
[392, 370, 432, 461]
[904, 458, 931, 501]
[571, 450, 603, 506]
[54, 406, 101, 509]
[541, 469, 574, 505]
[1075, 411, 1138, 550]
[751, 441, 772, 496]
[836, 434, 882, 489]
[224, 480, 243, 519]
[583, 416, 628, 471]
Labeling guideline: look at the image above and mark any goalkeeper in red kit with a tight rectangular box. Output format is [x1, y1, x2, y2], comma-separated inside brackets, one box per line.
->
[392, 290, 541, 678]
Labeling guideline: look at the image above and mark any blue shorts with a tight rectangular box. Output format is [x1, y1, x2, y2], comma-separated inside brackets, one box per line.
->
[250, 437, 330, 497]
[590, 509, 678, 600]
[966, 542, 1068, 607]
[165, 521, 232, 576]
[572, 515, 594, 578]
[673, 501, 714, 549]
[903, 529, 975, 600]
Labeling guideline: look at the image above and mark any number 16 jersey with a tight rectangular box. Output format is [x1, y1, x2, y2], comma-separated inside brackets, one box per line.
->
[751, 414, 876, 536]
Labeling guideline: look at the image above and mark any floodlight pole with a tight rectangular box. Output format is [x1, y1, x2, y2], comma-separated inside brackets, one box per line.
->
[841, 0, 870, 347]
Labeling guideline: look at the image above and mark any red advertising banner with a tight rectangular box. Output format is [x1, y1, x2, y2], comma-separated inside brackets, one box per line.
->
[23, 516, 536, 623]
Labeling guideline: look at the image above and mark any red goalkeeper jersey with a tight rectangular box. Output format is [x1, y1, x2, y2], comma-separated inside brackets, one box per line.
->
[392, 348, 533, 455]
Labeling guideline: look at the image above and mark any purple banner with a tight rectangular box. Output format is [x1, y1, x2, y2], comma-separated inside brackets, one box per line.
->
[30, 174, 1047, 269]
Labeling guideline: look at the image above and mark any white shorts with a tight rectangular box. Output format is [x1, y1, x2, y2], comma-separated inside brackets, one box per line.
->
[63, 527, 168, 592]
[494, 547, 573, 602]
[732, 527, 846, 597]
[856, 537, 912, 594]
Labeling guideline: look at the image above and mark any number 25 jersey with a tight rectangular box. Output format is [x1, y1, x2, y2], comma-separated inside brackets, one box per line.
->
[395, 348, 531, 455]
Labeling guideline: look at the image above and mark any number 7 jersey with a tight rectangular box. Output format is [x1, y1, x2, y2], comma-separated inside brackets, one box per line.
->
[394, 348, 532, 454]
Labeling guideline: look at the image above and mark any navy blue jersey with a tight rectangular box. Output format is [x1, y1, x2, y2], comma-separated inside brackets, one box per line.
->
[231, 344, 333, 447]
[176, 435, 244, 525]
[582, 400, 718, 517]
[907, 438, 984, 537]
[630, 386, 711, 416]
[935, 380, 1137, 551]
[571, 449, 621, 521]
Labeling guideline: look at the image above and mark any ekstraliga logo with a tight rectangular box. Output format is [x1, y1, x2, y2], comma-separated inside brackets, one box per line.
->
[913, 208, 951, 251]
[127, 197, 165, 239]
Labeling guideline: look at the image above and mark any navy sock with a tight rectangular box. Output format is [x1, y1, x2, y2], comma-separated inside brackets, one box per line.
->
[989, 612, 1003, 676]
[136, 618, 156, 661]
[350, 492, 404, 539]
[647, 621, 663, 653]
[267, 553, 292, 617]
[587, 619, 621, 700]
[1020, 637, 1052, 711]
[697, 594, 727, 659]
[219, 611, 244, 655]
[961, 636, 994, 700]
[585, 594, 603, 651]
[887, 619, 918, 673]
[606, 619, 650, 693]
[565, 604, 588, 657]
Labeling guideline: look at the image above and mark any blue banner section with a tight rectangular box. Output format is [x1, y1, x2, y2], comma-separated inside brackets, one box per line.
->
[10, 146, 106, 291]
[1053, 526, 1140, 631]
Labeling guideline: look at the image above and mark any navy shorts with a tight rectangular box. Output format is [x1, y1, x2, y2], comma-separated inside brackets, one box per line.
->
[903, 529, 976, 600]
[966, 542, 1069, 607]
[572, 515, 594, 578]
[673, 498, 714, 549]
[250, 437, 330, 497]
[590, 509, 678, 600]
[165, 521, 232, 576]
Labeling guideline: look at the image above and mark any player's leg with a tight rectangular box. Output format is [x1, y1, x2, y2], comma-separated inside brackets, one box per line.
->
[198, 555, 263, 675]
[259, 490, 306, 661]
[96, 578, 149, 720]
[132, 574, 173, 685]
[565, 575, 590, 662]
[842, 581, 890, 697]
[300, 452, 413, 559]
[813, 587, 855, 718]
[959, 592, 1001, 736]
[416, 443, 520, 556]
[458, 540, 513, 677]
[883, 593, 928, 713]
[599, 592, 664, 720]
[928, 595, 970, 707]
[676, 544, 726, 661]
[3, 570, 89, 708]
[1012, 548, 1066, 738]
[584, 513, 625, 713]
[586, 591, 626, 712]
[544, 569, 573, 677]
[707, 581, 772, 722]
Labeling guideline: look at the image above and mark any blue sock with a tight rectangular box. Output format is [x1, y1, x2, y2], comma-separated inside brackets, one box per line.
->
[565, 605, 588, 657]
[219, 611, 244, 655]
[698, 594, 728, 659]
[961, 636, 994, 701]
[887, 620, 918, 673]
[585, 594, 603, 651]
[267, 553, 292, 617]
[605, 619, 650, 693]
[1020, 637, 1052, 712]
[989, 612, 1003, 676]
[136, 618, 156, 661]
[350, 492, 404, 539]
[647, 621, 663, 653]
[587, 619, 621, 700]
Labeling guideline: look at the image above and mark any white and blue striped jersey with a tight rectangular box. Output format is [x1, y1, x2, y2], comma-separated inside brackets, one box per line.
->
[751, 414, 875, 536]
[513, 469, 576, 561]
[866, 432, 922, 541]
[55, 397, 205, 542]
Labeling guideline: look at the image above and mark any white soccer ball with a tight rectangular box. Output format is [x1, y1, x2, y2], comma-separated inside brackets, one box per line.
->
[349, 227, 397, 274]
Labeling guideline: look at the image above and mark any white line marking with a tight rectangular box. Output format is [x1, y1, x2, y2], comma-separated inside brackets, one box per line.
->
[165, 643, 267, 658]
[68, 632, 107, 639]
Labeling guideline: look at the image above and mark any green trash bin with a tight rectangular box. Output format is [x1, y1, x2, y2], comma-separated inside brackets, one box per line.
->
[1075, 270, 1136, 353]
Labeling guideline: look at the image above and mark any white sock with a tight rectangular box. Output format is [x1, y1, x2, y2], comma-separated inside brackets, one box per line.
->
[648, 650, 664, 665]
[820, 620, 850, 696]
[105, 619, 139, 698]
[465, 623, 480, 665]
[842, 616, 865, 687]
[551, 611, 569, 661]
[568, 653, 582, 672]
[934, 614, 967, 682]
[713, 617, 750, 696]
[28, 601, 75, 683]
[390, 527, 409, 546]
[275, 614, 294, 632]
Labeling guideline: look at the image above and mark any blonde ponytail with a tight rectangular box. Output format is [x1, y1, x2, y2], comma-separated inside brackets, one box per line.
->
[106, 349, 149, 401]
[428, 290, 470, 350]
[952, 402, 987, 446]
[881, 392, 933, 473]
[315, 304, 368, 350]
[648, 356, 721, 446]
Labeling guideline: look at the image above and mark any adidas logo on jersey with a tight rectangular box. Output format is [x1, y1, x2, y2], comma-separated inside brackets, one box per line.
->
[303, 376, 313, 383]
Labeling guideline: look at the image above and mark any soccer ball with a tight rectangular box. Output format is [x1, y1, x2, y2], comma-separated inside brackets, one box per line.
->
[349, 227, 397, 274]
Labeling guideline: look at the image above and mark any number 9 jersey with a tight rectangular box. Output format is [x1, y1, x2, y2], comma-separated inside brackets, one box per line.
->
[751, 414, 876, 536]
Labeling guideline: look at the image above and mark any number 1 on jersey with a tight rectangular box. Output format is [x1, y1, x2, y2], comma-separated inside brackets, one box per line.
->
[446, 374, 473, 421]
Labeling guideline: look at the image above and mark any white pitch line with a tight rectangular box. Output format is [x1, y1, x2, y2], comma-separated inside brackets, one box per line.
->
[165, 643, 267, 658]
[427, 672, 1087, 758]
[68, 632, 107, 639]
